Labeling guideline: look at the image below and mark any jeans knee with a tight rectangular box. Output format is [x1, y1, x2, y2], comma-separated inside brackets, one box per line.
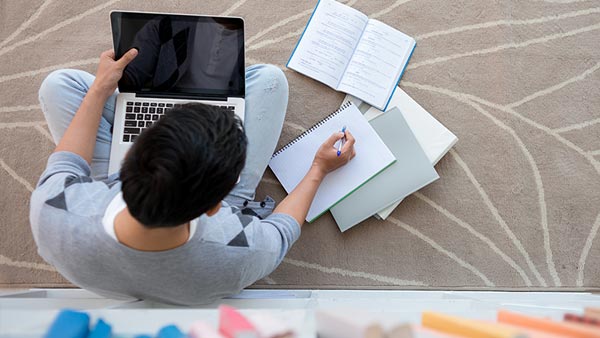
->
[39, 69, 72, 102]
[254, 64, 289, 96]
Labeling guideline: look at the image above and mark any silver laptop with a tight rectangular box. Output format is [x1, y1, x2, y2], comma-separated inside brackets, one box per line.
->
[108, 11, 245, 175]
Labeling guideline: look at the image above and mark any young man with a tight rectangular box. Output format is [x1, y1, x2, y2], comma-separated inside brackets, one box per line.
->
[30, 49, 355, 305]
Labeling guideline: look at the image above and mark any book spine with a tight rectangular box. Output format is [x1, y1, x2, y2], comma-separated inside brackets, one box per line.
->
[336, 10, 369, 89]
[383, 41, 417, 111]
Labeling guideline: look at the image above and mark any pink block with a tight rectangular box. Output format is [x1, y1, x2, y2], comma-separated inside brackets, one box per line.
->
[219, 305, 258, 338]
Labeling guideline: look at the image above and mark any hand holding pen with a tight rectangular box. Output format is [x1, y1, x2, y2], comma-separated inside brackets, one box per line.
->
[337, 126, 347, 157]
[311, 127, 356, 175]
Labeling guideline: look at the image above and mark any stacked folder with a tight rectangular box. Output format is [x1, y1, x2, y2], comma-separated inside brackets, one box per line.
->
[330, 90, 458, 231]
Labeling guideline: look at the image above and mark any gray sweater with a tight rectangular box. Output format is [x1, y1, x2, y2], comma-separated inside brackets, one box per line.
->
[29, 152, 300, 305]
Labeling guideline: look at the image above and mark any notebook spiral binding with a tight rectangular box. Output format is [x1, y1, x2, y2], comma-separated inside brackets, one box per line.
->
[271, 101, 353, 159]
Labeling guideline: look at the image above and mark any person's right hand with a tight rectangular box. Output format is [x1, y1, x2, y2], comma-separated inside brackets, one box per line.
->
[311, 130, 356, 176]
[90, 48, 138, 99]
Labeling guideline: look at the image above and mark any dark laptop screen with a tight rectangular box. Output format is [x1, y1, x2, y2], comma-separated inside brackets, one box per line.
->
[111, 12, 245, 97]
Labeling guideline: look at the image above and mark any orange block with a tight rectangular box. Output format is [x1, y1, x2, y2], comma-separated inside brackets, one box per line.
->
[478, 320, 565, 338]
[422, 312, 526, 338]
[584, 309, 600, 322]
[497, 310, 600, 338]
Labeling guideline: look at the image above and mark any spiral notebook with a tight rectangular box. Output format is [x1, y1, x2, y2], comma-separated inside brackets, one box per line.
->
[269, 102, 396, 222]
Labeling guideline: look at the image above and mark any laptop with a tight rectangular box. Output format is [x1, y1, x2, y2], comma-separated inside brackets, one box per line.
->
[108, 11, 245, 175]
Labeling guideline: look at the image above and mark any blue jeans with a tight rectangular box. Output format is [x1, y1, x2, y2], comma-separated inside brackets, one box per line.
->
[38, 64, 289, 206]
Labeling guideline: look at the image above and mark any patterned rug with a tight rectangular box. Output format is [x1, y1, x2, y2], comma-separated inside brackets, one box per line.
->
[1, 0, 599, 290]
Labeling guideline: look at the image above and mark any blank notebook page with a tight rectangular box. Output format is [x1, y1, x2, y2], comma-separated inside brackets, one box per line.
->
[269, 102, 395, 222]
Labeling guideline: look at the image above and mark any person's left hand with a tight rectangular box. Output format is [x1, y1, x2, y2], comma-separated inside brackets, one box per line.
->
[90, 48, 138, 98]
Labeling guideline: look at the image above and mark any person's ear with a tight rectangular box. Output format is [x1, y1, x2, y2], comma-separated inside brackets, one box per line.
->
[206, 201, 222, 216]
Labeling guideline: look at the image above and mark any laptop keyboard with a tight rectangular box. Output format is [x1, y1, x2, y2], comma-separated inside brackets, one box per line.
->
[122, 101, 235, 143]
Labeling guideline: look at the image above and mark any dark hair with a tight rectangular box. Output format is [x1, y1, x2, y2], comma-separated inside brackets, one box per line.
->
[120, 103, 247, 228]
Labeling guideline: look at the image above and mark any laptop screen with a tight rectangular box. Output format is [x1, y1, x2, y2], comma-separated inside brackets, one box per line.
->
[111, 12, 244, 98]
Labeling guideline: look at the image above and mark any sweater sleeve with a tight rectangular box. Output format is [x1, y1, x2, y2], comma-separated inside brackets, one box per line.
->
[238, 212, 301, 287]
[36, 151, 91, 188]
[29, 151, 92, 241]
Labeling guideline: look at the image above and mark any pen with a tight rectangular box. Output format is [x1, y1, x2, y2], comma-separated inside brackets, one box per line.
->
[337, 126, 347, 157]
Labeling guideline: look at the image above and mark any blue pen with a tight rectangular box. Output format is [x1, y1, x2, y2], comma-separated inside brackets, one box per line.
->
[337, 126, 347, 157]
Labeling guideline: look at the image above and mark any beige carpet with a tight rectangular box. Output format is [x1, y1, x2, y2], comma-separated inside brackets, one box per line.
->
[1, 0, 599, 290]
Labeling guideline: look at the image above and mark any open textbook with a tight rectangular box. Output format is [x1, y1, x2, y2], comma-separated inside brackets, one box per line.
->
[287, 0, 416, 110]
[343, 89, 458, 219]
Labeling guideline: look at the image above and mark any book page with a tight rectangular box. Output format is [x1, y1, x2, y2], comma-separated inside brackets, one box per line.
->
[287, 0, 368, 89]
[337, 19, 415, 109]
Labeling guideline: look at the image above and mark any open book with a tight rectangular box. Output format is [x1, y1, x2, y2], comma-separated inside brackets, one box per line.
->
[287, 0, 416, 110]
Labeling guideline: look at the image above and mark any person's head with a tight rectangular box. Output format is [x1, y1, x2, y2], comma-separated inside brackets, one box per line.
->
[120, 103, 247, 228]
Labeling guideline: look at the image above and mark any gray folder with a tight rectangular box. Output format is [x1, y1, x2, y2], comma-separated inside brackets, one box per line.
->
[330, 107, 439, 232]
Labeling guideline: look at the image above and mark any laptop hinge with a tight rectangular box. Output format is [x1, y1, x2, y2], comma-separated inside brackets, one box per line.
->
[135, 92, 228, 101]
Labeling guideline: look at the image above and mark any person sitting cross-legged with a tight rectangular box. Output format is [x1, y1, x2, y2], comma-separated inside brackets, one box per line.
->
[30, 49, 356, 305]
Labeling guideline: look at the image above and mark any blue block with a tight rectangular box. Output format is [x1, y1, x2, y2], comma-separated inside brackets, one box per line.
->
[88, 319, 111, 338]
[156, 325, 185, 338]
[44, 309, 90, 338]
